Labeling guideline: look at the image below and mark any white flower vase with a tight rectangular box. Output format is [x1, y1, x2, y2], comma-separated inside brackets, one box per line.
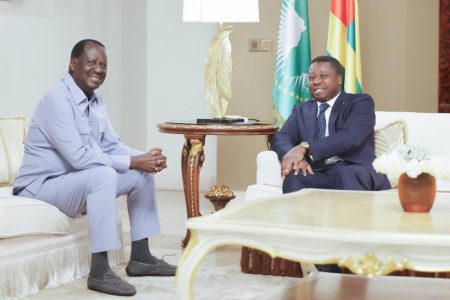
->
[397, 173, 436, 212]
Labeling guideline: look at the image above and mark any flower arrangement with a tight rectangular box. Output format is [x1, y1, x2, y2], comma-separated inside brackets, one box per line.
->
[373, 144, 450, 180]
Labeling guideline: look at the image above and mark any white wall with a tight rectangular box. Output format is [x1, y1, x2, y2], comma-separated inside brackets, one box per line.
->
[147, 0, 217, 191]
[120, 0, 147, 150]
[0, 0, 217, 191]
[0, 0, 124, 128]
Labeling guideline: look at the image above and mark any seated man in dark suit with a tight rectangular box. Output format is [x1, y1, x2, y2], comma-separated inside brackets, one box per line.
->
[271, 55, 391, 273]
[271, 55, 391, 193]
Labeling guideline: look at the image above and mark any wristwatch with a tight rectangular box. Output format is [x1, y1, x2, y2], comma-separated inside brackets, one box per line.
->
[300, 141, 310, 155]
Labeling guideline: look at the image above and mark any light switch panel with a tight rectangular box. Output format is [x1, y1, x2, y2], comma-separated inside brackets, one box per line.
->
[249, 39, 261, 51]
[249, 39, 272, 52]
[260, 39, 273, 51]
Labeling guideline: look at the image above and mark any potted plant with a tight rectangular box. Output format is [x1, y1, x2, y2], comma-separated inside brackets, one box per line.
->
[373, 144, 450, 212]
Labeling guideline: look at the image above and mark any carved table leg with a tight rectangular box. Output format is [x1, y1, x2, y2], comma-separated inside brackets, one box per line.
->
[180, 137, 205, 247]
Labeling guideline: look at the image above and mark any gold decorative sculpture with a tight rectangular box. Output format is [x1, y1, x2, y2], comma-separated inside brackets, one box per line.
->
[205, 184, 235, 211]
[206, 185, 235, 198]
[204, 26, 233, 119]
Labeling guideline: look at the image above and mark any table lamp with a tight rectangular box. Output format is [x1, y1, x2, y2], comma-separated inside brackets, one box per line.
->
[183, 0, 260, 121]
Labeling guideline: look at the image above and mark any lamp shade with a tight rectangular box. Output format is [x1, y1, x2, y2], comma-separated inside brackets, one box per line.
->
[183, 0, 259, 23]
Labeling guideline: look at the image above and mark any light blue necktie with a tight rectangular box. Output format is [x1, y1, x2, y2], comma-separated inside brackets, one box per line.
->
[314, 103, 329, 140]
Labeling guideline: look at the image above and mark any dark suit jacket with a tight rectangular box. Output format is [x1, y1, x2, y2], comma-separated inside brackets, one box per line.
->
[271, 92, 390, 190]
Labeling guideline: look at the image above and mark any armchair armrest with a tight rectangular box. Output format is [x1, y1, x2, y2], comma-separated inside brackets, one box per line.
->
[256, 151, 283, 188]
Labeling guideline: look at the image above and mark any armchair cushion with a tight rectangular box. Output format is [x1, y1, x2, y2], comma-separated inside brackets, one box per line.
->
[0, 189, 72, 238]
[0, 116, 26, 186]
[374, 120, 407, 158]
[374, 120, 407, 188]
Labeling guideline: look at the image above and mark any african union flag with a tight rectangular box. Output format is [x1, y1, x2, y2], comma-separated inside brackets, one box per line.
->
[272, 0, 311, 125]
[327, 0, 362, 93]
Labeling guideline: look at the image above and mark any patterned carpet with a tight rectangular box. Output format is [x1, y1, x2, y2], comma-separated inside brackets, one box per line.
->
[23, 191, 299, 300]
[25, 242, 299, 300]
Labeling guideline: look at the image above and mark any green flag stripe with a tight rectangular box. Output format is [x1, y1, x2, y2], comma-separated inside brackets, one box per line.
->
[347, 20, 356, 51]
[356, 79, 362, 94]
[272, 0, 311, 124]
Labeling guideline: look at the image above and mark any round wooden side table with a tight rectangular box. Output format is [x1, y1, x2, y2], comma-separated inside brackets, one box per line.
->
[158, 121, 279, 247]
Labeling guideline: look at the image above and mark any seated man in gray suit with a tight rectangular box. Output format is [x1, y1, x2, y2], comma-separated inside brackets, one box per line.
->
[13, 39, 175, 296]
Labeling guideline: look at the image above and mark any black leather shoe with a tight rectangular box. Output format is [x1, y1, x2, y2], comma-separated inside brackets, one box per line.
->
[88, 270, 136, 296]
[315, 264, 342, 273]
[126, 256, 177, 277]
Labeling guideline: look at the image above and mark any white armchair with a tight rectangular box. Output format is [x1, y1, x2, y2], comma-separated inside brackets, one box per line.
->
[245, 111, 450, 201]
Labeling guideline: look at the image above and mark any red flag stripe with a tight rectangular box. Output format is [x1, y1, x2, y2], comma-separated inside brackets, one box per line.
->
[330, 0, 355, 27]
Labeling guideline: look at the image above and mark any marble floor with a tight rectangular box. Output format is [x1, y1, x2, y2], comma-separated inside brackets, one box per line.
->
[24, 190, 300, 300]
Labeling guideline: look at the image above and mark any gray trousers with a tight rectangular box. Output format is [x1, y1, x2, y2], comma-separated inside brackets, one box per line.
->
[19, 166, 160, 253]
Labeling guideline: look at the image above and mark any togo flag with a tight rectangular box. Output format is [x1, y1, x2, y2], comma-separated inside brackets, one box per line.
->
[272, 0, 311, 125]
[327, 0, 362, 93]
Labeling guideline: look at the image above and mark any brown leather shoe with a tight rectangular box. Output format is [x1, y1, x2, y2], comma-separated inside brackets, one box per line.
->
[88, 270, 136, 296]
[126, 257, 176, 277]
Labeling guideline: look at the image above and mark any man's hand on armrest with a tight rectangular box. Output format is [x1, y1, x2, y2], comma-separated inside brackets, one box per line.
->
[280, 145, 313, 177]
[130, 147, 167, 174]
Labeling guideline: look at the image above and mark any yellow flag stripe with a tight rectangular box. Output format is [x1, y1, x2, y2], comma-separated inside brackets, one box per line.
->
[327, 8, 363, 94]
[344, 43, 357, 93]
[327, 13, 346, 65]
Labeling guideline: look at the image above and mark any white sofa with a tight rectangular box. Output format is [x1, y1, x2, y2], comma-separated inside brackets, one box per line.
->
[245, 111, 450, 201]
[0, 116, 125, 299]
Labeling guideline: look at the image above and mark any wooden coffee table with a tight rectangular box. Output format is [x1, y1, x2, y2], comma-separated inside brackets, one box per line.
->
[157, 121, 278, 247]
[176, 189, 450, 299]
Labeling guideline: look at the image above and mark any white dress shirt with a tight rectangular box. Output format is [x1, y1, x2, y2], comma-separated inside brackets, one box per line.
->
[315, 92, 341, 165]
